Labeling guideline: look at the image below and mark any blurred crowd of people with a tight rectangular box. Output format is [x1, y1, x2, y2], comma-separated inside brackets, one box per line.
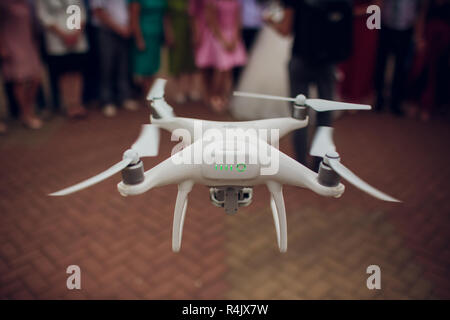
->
[0, 0, 448, 137]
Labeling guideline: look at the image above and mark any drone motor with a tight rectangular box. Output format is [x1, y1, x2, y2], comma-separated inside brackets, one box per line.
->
[122, 161, 145, 186]
[317, 153, 341, 187]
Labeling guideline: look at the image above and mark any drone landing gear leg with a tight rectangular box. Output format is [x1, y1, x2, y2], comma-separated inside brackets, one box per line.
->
[172, 180, 194, 252]
[267, 181, 287, 253]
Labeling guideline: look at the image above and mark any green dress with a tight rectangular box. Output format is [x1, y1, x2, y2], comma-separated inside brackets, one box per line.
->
[129, 0, 167, 76]
[167, 0, 195, 76]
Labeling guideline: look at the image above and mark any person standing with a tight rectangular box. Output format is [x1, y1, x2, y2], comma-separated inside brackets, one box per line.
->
[189, 0, 215, 105]
[415, 0, 450, 121]
[267, 0, 353, 169]
[165, 0, 198, 104]
[239, 0, 264, 52]
[0, 0, 43, 130]
[129, 0, 167, 97]
[201, 0, 247, 112]
[373, 0, 423, 116]
[233, 0, 264, 84]
[37, 0, 89, 119]
[338, 0, 381, 104]
[91, 0, 138, 117]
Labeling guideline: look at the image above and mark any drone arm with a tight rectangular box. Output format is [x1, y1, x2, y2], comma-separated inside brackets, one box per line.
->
[201, 117, 309, 142]
[172, 180, 194, 252]
[151, 116, 197, 144]
[274, 151, 345, 198]
[152, 117, 309, 146]
[257, 117, 309, 140]
[117, 159, 198, 196]
[267, 181, 287, 253]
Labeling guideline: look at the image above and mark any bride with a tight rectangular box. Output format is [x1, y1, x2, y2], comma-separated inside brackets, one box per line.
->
[230, 13, 293, 120]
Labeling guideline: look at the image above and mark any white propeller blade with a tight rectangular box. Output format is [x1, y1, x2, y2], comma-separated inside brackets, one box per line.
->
[327, 158, 400, 202]
[49, 158, 132, 196]
[310, 126, 400, 202]
[233, 91, 296, 102]
[307, 99, 371, 112]
[49, 124, 160, 196]
[147, 78, 175, 118]
[233, 91, 371, 112]
[147, 78, 167, 100]
[132, 124, 160, 157]
[310, 126, 335, 158]
[152, 99, 175, 119]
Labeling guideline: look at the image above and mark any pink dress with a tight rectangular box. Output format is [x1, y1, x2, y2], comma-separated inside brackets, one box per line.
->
[194, 0, 247, 71]
[0, 0, 42, 82]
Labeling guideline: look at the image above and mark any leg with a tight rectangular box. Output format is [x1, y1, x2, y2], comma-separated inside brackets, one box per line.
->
[173, 74, 187, 104]
[97, 29, 116, 107]
[313, 63, 336, 171]
[13, 80, 42, 129]
[233, 28, 259, 84]
[421, 21, 450, 120]
[390, 29, 413, 115]
[200, 67, 213, 104]
[210, 69, 227, 112]
[221, 69, 233, 109]
[289, 56, 310, 165]
[374, 27, 391, 111]
[116, 37, 133, 107]
[188, 71, 202, 101]
[60, 72, 86, 117]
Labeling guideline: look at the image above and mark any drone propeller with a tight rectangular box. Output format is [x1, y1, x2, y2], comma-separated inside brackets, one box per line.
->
[147, 78, 175, 119]
[233, 91, 371, 112]
[49, 124, 160, 196]
[310, 126, 400, 202]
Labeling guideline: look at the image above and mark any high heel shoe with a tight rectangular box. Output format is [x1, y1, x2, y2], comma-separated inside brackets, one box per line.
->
[22, 116, 43, 130]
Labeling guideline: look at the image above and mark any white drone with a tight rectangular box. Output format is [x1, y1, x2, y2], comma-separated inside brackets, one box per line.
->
[50, 79, 400, 253]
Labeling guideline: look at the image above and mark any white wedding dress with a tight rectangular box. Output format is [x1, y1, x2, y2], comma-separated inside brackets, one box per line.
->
[230, 25, 293, 120]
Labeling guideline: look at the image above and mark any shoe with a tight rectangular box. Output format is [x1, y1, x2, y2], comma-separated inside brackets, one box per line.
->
[174, 93, 187, 104]
[374, 95, 384, 113]
[420, 111, 430, 122]
[67, 105, 88, 119]
[22, 116, 43, 130]
[210, 96, 226, 113]
[0, 122, 7, 135]
[391, 107, 404, 117]
[123, 100, 139, 112]
[103, 104, 117, 117]
[406, 106, 418, 118]
[374, 102, 384, 113]
[189, 91, 202, 102]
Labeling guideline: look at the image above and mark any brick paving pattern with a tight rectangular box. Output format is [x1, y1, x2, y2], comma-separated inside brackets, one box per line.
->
[0, 101, 449, 299]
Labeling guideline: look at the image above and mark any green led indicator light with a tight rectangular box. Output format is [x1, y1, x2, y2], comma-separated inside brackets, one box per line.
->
[214, 163, 246, 172]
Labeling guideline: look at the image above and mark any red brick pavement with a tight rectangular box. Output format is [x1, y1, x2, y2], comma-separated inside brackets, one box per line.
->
[0, 100, 449, 299]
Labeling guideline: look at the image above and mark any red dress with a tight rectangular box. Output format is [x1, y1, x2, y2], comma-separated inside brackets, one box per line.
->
[338, 0, 378, 103]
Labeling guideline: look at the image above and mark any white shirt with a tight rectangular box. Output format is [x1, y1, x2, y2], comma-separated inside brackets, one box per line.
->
[36, 0, 88, 55]
[90, 0, 129, 28]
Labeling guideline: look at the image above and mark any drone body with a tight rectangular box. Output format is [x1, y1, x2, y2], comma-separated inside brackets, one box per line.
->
[50, 79, 399, 253]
